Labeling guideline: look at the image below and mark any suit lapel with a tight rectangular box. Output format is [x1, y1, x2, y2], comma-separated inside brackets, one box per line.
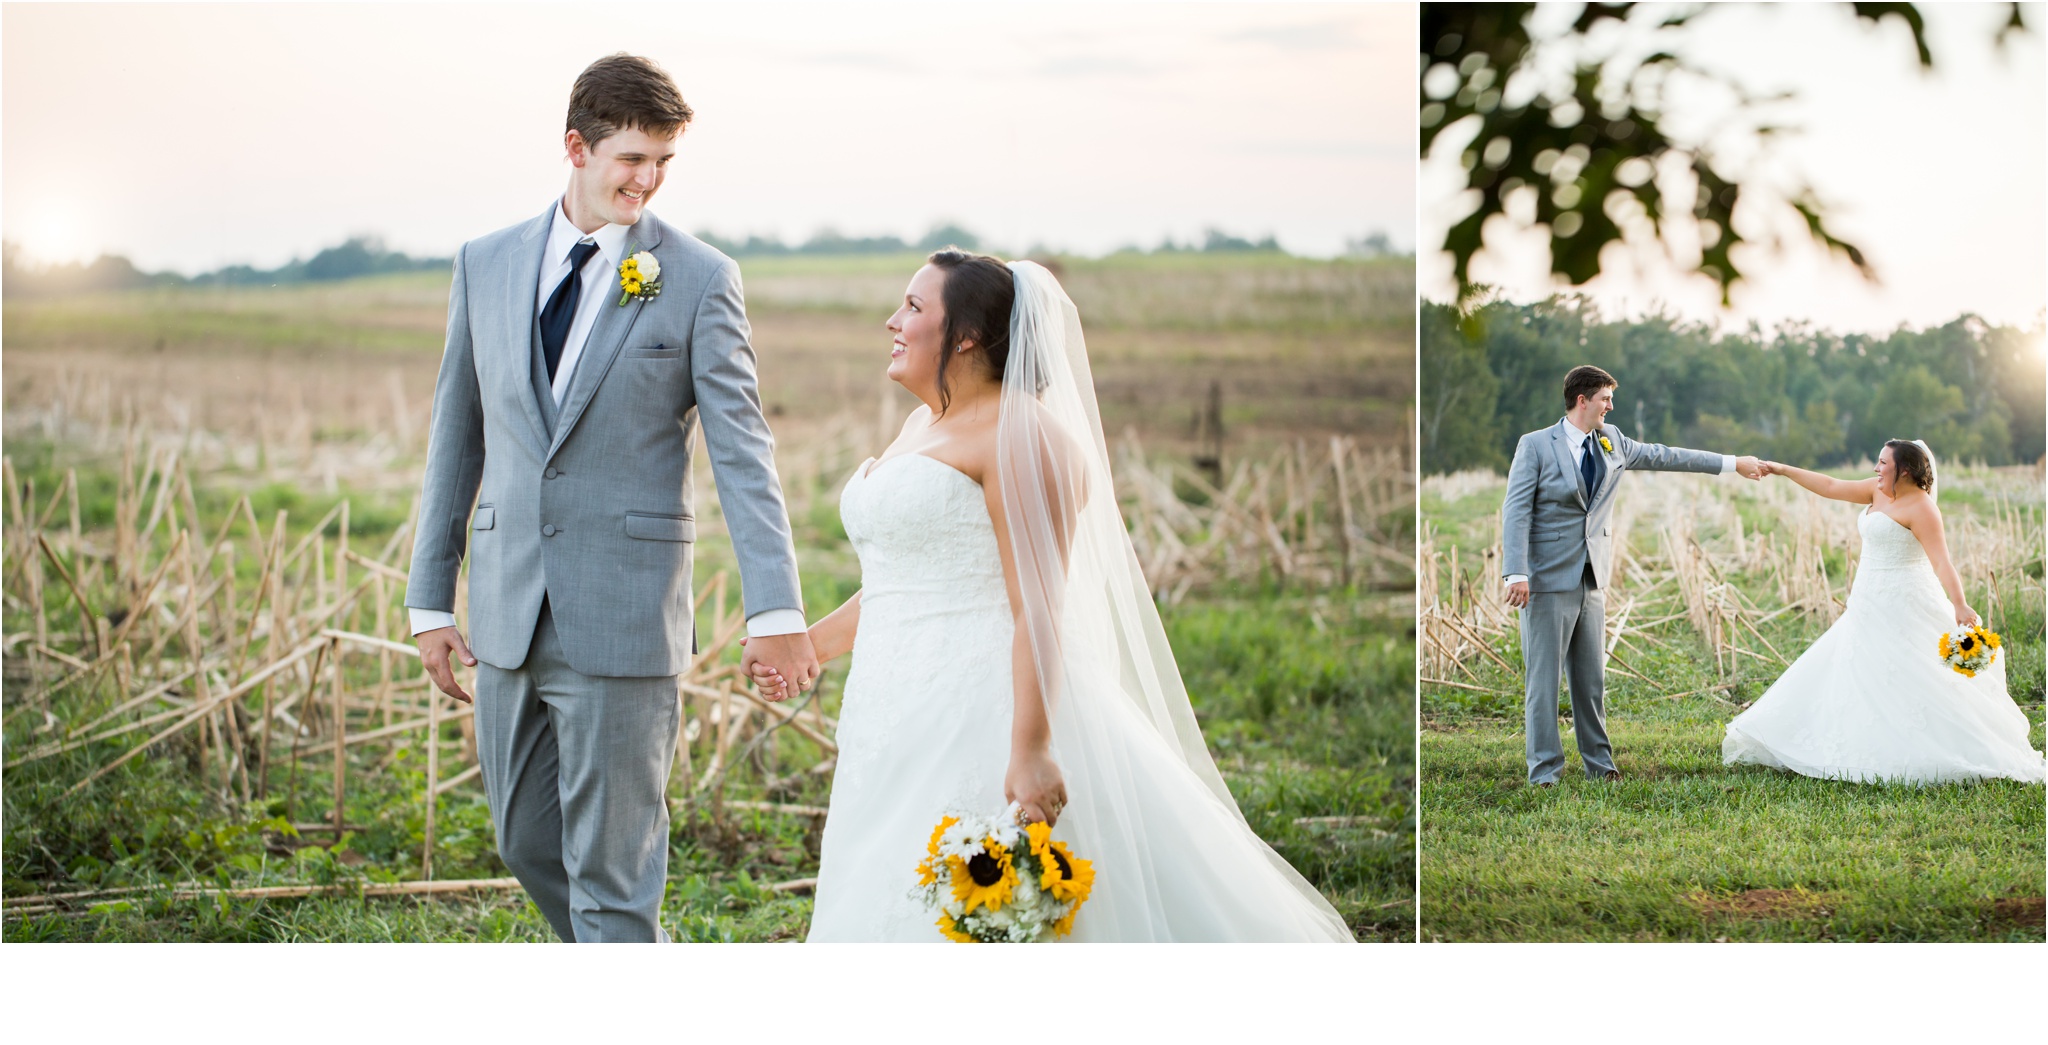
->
[548, 215, 666, 459]
[1550, 421, 1588, 511]
[1590, 425, 1621, 506]
[509, 205, 555, 450]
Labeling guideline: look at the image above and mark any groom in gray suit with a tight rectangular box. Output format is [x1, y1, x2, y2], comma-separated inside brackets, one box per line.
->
[405, 54, 818, 941]
[1500, 365, 1760, 786]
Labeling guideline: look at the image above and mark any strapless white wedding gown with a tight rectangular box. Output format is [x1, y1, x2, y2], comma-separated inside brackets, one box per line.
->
[1723, 506, 2045, 784]
[805, 454, 1353, 941]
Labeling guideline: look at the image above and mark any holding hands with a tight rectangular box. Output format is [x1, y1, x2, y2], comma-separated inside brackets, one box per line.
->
[742, 632, 822, 703]
[1735, 455, 1766, 480]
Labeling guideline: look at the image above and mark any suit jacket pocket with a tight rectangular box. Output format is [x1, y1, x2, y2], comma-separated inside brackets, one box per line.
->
[626, 343, 681, 359]
[1531, 530, 1563, 543]
[625, 511, 695, 542]
[472, 505, 496, 530]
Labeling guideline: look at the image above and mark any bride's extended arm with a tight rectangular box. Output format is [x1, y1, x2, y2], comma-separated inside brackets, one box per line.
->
[1905, 503, 1980, 627]
[1763, 461, 1879, 504]
[807, 591, 862, 663]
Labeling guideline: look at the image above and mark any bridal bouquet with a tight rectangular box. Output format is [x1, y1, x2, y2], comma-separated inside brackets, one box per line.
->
[1939, 624, 2001, 677]
[913, 804, 1094, 943]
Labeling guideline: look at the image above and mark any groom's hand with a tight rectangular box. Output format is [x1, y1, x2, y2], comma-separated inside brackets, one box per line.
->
[417, 627, 477, 705]
[1735, 455, 1764, 480]
[742, 632, 820, 703]
[1505, 580, 1530, 608]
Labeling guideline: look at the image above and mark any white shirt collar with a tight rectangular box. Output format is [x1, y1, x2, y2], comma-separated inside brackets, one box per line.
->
[1559, 417, 1597, 452]
[546, 199, 633, 272]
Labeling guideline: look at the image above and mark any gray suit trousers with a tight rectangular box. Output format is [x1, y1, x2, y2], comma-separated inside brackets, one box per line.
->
[476, 602, 680, 942]
[1519, 568, 1617, 784]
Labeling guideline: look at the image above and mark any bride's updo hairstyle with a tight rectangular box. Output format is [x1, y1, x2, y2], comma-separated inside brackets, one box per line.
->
[1883, 438, 1935, 493]
[926, 248, 1016, 416]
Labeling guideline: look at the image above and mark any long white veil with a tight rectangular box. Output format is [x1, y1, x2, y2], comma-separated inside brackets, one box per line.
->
[996, 261, 1350, 940]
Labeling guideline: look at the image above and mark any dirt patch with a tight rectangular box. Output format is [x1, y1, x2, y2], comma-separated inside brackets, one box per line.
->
[1983, 897, 2045, 933]
[1688, 888, 1836, 920]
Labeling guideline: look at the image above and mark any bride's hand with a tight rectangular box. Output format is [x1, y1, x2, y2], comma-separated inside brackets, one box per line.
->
[1006, 749, 1068, 827]
[1955, 604, 1981, 628]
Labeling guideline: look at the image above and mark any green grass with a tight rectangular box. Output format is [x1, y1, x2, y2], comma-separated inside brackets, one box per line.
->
[1421, 474, 2047, 942]
[4, 583, 1410, 943]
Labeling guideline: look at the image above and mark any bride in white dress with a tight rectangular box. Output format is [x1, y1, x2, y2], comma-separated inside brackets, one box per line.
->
[756, 250, 1352, 941]
[1722, 440, 2045, 784]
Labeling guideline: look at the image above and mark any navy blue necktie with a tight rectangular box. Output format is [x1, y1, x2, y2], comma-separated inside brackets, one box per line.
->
[540, 240, 601, 383]
[1580, 438, 1601, 497]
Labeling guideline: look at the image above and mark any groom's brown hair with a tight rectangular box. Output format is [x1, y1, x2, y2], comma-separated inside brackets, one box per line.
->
[567, 53, 694, 148]
[1563, 365, 1617, 410]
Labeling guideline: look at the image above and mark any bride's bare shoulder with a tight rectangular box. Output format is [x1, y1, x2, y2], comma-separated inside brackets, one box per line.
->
[1889, 489, 1943, 531]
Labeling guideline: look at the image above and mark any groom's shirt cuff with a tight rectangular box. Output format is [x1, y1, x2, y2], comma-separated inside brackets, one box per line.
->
[1720, 454, 1737, 474]
[745, 609, 808, 638]
[1505, 574, 1527, 588]
[409, 608, 458, 635]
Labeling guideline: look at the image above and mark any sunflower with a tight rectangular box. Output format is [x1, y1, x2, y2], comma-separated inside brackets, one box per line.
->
[1987, 630, 2003, 649]
[949, 838, 1017, 913]
[1050, 906, 1080, 938]
[1939, 634, 1953, 658]
[1026, 822, 1095, 905]
[936, 913, 976, 943]
[927, 816, 957, 860]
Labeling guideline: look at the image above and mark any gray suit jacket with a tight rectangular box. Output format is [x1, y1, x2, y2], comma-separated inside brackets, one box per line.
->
[405, 203, 803, 677]
[1500, 420, 1723, 593]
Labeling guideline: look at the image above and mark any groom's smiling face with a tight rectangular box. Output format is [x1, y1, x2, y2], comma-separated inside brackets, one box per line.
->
[565, 125, 679, 230]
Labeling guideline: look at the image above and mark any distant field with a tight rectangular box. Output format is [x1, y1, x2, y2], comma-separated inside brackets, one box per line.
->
[2, 251, 1412, 462]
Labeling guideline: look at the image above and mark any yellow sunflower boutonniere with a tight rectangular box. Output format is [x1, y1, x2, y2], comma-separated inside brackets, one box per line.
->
[1597, 434, 1614, 454]
[617, 249, 662, 306]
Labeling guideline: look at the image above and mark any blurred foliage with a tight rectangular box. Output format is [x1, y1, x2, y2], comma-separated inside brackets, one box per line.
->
[1420, 297, 2046, 473]
[1420, 2, 2029, 304]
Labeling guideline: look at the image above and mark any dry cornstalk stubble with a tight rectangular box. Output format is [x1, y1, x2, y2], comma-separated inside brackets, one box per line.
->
[1421, 468, 2045, 697]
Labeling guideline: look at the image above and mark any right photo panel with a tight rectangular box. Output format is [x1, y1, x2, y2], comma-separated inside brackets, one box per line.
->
[1417, 3, 2047, 942]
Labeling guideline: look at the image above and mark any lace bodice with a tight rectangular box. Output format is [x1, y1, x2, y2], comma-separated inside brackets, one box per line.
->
[840, 455, 1007, 606]
[1855, 506, 1932, 572]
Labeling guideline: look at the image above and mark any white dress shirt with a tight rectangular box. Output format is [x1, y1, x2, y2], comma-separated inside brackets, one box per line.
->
[1504, 421, 1734, 588]
[412, 199, 807, 642]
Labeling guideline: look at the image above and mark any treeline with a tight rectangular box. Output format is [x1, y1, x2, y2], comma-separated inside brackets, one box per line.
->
[1, 238, 449, 298]
[4, 221, 1405, 300]
[1422, 298, 2047, 475]
[695, 224, 1369, 258]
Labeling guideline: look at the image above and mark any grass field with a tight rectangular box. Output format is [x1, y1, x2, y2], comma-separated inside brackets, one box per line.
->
[1420, 467, 2046, 942]
[2, 250, 1415, 942]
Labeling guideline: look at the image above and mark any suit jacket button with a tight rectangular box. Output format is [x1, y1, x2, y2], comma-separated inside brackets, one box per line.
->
[544, 467, 559, 479]
[542, 524, 557, 537]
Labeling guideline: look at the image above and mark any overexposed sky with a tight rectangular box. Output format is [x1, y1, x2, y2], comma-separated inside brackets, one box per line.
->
[2, 2, 1414, 273]
[1420, 2, 2047, 334]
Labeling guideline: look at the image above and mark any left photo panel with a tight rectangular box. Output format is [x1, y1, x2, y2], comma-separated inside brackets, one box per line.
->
[1, 4, 1420, 942]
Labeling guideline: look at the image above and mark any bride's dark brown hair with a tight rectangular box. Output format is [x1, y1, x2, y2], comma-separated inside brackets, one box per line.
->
[1883, 439, 1934, 492]
[925, 248, 1015, 416]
